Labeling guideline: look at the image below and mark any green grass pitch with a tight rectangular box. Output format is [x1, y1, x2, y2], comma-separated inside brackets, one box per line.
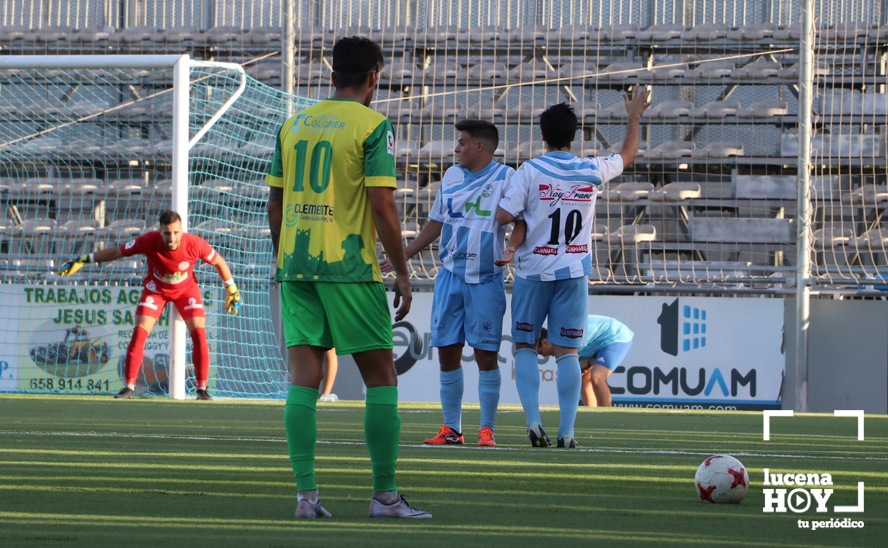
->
[0, 395, 885, 547]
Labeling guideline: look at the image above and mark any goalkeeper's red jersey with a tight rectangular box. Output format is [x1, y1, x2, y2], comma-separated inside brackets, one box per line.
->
[120, 232, 217, 296]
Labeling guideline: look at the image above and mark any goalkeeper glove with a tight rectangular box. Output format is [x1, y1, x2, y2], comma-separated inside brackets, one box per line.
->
[225, 281, 242, 315]
[57, 254, 91, 276]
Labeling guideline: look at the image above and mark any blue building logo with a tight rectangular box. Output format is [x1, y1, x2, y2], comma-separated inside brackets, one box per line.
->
[658, 298, 707, 356]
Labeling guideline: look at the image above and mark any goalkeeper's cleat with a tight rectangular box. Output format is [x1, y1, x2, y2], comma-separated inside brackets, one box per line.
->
[295, 498, 333, 518]
[478, 426, 496, 447]
[195, 388, 212, 401]
[369, 495, 432, 519]
[114, 387, 134, 399]
[225, 283, 242, 315]
[527, 423, 551, 447]
[423, 425, 464, 445]
[557, 435, 578, 448]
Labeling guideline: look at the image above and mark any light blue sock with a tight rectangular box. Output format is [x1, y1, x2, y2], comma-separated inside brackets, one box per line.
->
[514, 348, 541, 429]
[556, 354, 582, 439]
[478, 368, 501, 430]
[440, 368, 464, 433]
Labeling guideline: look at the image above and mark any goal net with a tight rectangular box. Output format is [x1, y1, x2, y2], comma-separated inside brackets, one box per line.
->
[0, 57, 314, 398]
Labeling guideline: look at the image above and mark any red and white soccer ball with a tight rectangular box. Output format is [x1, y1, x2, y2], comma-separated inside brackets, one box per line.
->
[695, 454, 750, 504]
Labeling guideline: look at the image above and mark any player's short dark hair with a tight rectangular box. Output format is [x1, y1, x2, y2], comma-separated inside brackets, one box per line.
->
[332, 36, 384, 89]
[158, 210, 182, 226]
[539, 103, 578, 149]
[455, 119, 499, 152]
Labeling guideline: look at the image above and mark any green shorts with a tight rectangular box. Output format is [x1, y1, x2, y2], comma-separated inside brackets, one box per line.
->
[279, 281, 393, 355]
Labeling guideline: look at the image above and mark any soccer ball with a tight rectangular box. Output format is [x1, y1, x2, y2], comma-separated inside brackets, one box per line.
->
[695, 454, 749, 503]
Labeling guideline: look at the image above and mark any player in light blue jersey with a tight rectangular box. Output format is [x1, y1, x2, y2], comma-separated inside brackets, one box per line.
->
[496, 88, 650, 448]
[537, 316, 634, 407]
[381, 120, 513, 446]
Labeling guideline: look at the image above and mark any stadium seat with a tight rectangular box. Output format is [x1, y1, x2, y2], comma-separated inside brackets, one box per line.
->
[596, 102, 628, 120]
[855, 228, 888, 250]
[418, 140, 456, 163]
[417, 25, 460, 46]
[0, 25, 30, 41]
[648, 182, 702, 202]
[18, 136, 63, 157]
[603, 182, 653, 202]
[468, 62, 508, 80]
[66, 25, 115, 43]
[395, 142, 420, 163]
[424, 61, 465, 79]
[106, 179, 146, 198]
[294, 61, 326, 81]
[691, 142, 744, 160]
[506, 101, 545, 121]
[559, 25, 594, 44]
[104, 219, 147, 241]
[23, 26, 72, 42]
[465, 100, 507, 119]
[647, 63, 688, 79]
[558, 62, 597, 80]
[646, 141, 696, 161]
[61, 179, 105, 196]
[575, 140, 603, 157]
[689, 100, 741, 119]
[421, 99, 465, 120]
[575, 100, 601, 120]
[605, 225, 657, 244]
[774, 23, 801, 40]
[776, 61, 830, 80]
[598, 24, 638, 41]
[813, 227, 854, 249]
[842, 185, 888, 205]
[509, 25, 554, 44]
[380, 60, 420, 81]
[637, 24, 686, 41]
[736, 100, 788, 119]
[734, 175, 796, 200]
[646, 100, 695, 120]
[7, 218, 58, 255]
[457, 25, 501, 44]
[376, 98, 418, 122]
[605, 141, 647, 157]
[682, 23, 730, 41]
[59, 219, 102, 255]
[726, 22, 778, 40]
[689, 218, 793, 243]
[296, 26, 327, 45]
[732, 59, 782, 79]
[686, 60, 734, 79]
[247, 62, 280, 83]
[508, 60, 552, 81]
[823, 22, 873, 41]
[195, 26, 244, 44]
[192, 219, 240, 249]
[601, 62, 644, 80]
[239, 26, 281, 44]
[109, 26, 157, 43]
[371, 26, 414, 46]
[781, 134, 882, 158]
[151, 26, 199, 43]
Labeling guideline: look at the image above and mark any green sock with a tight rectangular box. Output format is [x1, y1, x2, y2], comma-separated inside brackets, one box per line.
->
[365, 386, 401, 492]
[285, 385, 319, 491]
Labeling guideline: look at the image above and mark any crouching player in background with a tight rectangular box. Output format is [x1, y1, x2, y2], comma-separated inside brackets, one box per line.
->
[536, 316, 634, 407]
[382, 119, 513, 447]
[496, 89, 649, 448]
[57, 209, 242, 400]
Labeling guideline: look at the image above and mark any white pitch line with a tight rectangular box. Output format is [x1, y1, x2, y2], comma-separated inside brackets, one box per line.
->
[1, 430, 885, 462]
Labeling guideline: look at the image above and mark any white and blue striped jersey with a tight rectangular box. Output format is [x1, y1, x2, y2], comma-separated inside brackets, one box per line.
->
[498, 151, 623, 281]
[429, 161, 514, 284]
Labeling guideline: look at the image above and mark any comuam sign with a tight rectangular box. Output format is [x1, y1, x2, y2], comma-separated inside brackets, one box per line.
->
[390, 294, 785, 410]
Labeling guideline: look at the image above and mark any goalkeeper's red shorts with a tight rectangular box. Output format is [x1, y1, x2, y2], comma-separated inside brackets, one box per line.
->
[135, 285, 206, 320]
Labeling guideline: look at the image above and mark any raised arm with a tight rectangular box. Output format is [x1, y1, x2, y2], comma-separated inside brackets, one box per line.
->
[57, 245, 124, 276]
[380, 220, 442, 273]
[368, 186, 412, 321]
[619, 84, 652, 169]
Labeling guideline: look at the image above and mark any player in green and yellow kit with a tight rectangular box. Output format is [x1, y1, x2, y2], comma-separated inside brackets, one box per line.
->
[266, 36, 430, 519]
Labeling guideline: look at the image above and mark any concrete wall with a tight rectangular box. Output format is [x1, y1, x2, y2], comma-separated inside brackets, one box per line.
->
[784, 298, 888, 414]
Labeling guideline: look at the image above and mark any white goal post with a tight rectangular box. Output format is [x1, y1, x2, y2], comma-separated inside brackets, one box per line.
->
[0, 55, 246, 400]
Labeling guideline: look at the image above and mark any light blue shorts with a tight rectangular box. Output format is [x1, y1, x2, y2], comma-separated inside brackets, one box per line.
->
[590, 341, 633, 371]
[511, 276, 589, 348]
[430, 268, 506, 352]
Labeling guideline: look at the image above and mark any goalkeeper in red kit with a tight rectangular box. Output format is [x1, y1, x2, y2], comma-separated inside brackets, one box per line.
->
[57, 210, 242, 400]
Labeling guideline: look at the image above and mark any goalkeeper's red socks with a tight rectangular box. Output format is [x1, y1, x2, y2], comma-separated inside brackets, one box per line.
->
[124, 326, 149, 387]
[191, 328, 209, 389]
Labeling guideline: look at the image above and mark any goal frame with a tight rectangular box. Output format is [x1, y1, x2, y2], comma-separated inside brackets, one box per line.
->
[0, 54, 245, 400]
